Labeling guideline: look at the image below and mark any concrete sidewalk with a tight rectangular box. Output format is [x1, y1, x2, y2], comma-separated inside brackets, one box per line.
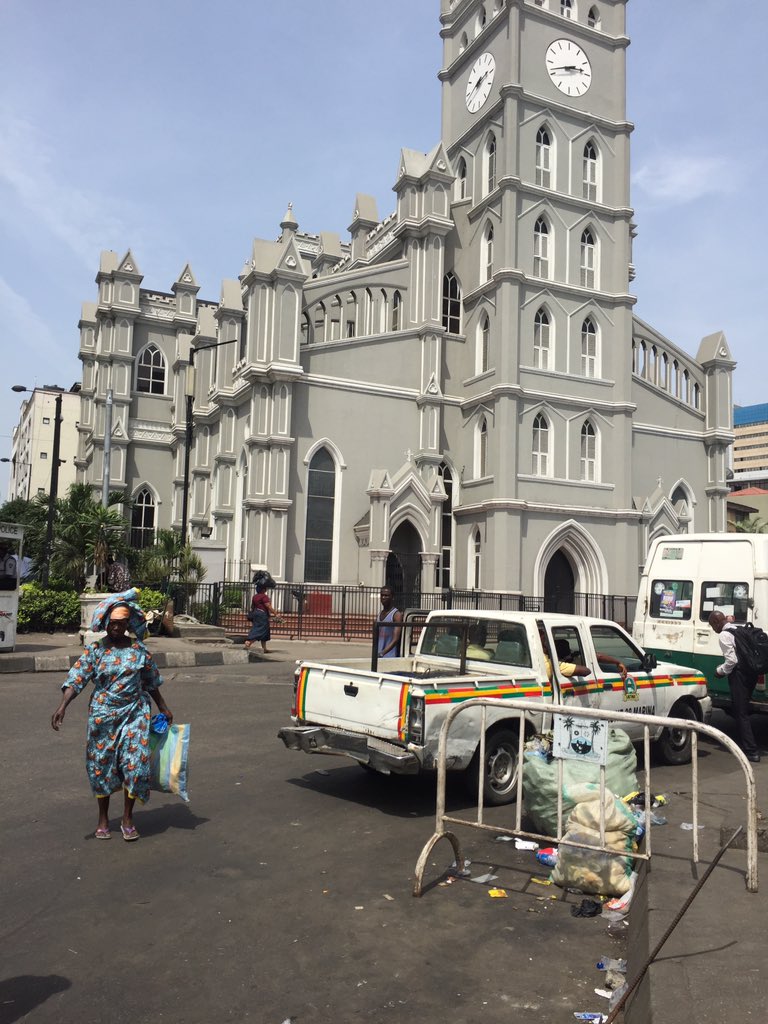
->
[0, 630, 370, 674]
[635, 735, 767, 1024]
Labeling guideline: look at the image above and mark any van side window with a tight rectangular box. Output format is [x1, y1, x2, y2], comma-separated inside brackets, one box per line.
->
[699, 581, 750, 623]
[649, 579, 693, 620]
[589, 624, 644, 673]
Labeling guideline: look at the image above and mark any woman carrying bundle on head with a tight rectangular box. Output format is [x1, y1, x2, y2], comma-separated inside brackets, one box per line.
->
[50, 588, 173, 842]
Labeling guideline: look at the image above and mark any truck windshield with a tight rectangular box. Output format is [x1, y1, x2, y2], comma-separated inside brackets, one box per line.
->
[699, 581, 750, 623]
[420, 619, 532, 667]
[649, 579, 693, 620]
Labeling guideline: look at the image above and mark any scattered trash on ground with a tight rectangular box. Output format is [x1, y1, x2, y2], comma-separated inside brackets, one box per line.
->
[680, 822, 705, 831]
[354, 905, 364, 910]
[471, 872, 499, 884]
[383, 894, 395, 901]
[573, 1013, 607, 1022]
[495, 834, 515, 842]
[604, 871, 638, 913]
[449, 858, 472, 876]
[315, 769, 330, 776]
[536, 847, 558, 868]
[571, 898, 602, 918]
[596, 956, 627, 973]
[488, 888, 508, 898]
[531, 876, 553, 886]
[514, 838, 538, 850]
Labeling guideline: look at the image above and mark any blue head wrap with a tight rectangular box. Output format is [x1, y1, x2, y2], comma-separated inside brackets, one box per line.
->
[90, 587, 147, 639]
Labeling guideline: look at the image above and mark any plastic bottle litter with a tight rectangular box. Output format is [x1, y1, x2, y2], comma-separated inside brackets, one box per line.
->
[680, 822, 705, 831]
[449, 859, 472, 876]
[596, 956, 627, 973]
[573, 1014, 607, 1022]
[150, 713, 169, 735]
[536, 847, 558, 868]
[514, 838, 538, 851]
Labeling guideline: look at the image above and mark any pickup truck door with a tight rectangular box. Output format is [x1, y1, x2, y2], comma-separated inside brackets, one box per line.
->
[587, 622, 654, 740]
[544, 622, 601, 711]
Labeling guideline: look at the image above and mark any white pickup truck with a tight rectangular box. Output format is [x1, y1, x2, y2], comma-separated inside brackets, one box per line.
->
[278, 610, 711, 804]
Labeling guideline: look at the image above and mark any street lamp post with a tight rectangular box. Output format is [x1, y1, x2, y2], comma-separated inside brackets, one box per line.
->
[11, 385, 64, 587]
[180, 338, 241, 544]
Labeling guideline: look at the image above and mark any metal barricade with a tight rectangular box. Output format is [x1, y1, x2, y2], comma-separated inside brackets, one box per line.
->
[412, 698, 758, 895]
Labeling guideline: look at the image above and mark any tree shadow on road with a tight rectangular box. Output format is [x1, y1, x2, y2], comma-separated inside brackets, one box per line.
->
[0, 975, 71, 1024]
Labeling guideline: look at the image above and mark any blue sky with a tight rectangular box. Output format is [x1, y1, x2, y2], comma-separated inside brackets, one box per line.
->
[1, 0, 766, 491]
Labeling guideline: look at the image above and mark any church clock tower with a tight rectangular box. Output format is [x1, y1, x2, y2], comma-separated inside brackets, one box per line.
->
[436, 0, 638, 591]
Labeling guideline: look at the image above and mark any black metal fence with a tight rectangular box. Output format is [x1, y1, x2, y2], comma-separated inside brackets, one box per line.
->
[173, 581, 637, 641]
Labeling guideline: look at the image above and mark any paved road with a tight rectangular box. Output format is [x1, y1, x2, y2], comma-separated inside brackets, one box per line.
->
[2, 659, 763, 1024]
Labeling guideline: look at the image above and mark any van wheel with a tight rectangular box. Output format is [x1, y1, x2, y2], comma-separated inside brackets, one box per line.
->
[656, 703, 697, 765]
[466, 728, 520, 806]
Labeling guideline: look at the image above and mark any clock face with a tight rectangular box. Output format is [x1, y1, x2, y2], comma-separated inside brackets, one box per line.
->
[545, 39, 592, 97]
[465, 52, 496, 113]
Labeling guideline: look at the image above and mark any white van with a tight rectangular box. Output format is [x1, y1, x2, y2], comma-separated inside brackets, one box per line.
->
[633, 534, 768, 712]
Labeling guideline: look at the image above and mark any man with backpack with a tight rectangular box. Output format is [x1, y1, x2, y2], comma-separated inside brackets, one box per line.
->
[708, 611, 760, 763]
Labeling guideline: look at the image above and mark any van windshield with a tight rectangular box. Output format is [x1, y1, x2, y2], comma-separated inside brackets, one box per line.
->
[420, 619, 532, 667]
[649, 580, 693, 620]
[699, 581, 750, 623]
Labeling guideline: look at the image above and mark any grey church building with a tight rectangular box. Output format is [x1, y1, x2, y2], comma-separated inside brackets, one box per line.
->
[74, 0, 734, 603]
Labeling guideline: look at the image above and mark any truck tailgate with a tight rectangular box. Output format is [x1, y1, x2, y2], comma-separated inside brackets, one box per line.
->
[296, 662, 409, 741]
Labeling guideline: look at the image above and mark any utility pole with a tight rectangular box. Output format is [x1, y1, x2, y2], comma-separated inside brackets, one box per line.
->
[41, 391, 63, 588]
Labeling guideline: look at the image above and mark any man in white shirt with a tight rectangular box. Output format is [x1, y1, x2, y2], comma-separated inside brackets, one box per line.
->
[708, 611, 760, 763]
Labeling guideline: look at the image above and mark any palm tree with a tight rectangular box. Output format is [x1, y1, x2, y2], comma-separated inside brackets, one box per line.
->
[50, 484, 131, 591]
[136, 529, 207, 587]
[732, 516, 768, 534]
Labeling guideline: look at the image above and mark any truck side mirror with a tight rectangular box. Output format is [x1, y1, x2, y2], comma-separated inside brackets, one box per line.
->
[642, 652, 658, 672]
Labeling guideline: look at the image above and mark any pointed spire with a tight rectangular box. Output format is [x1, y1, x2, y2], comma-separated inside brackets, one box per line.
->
[280, 202, 298, 242]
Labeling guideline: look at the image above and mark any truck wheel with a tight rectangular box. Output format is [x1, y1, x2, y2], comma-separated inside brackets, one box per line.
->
[467, 728, 520, 806]
[656, 703, 697, 765]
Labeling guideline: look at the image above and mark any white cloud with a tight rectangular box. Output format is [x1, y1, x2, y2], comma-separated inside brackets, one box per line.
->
[0, 107, 129, 265]
[633, 154, 740, 204]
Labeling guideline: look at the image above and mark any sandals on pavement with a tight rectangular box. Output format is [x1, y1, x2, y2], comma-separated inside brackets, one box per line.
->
[121, 824, 140, 842]
[94, 828, 112, 840]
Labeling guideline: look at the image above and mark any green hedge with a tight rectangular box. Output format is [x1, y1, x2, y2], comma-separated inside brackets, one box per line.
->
[18, 584, 81, 633]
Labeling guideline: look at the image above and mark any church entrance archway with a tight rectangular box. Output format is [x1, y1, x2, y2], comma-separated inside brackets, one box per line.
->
[386, 521, 422, 608]
[544, 549, 575, 613]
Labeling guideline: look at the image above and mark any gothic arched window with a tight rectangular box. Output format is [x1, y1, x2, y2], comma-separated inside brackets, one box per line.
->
[442, 272, 462, 334]
[533, 217, 550, 278]
[391, 290, 402, 332]
[457, 156, 468, 200]
[304, 448, 336, 583]
[587, 6, 600, 28]
[485, 133, 497, 194]
[131, 488, 156, 549]
[534, 307, 551, 369]
[580, 227, 596, 288]
[477, 313, 491, 374]
[436, 463, 454, 589]
[583, 140, 599, 201]
[581, 316, 598, 377]
[536, 126, 552, 188]
[532, 413, 550, 476]
[136, 345, 166, 395]
[580, 420, 597, 482]
[484, 223, 494, 282]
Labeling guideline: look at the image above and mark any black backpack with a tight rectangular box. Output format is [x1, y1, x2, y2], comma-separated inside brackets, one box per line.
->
[732, 623, 768, 676]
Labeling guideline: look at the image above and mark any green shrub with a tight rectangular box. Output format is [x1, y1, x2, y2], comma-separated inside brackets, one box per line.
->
[221, 586, 245, 610]
[18, 583, 81, 633]
[137, 588, 167, 613]
[190, 601, 213, 623]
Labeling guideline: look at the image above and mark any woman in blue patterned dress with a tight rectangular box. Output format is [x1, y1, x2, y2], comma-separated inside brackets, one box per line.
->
[51, 589, 173, 841]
